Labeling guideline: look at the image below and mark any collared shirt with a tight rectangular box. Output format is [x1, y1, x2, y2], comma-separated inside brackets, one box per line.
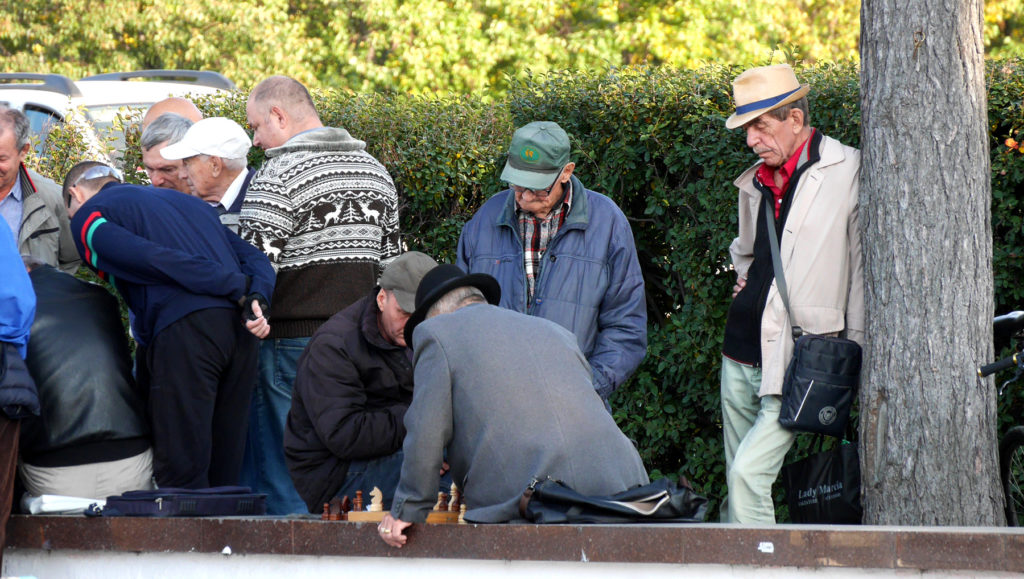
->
[0, 170, 24, 241]
[516, 180, 573, 304]
[212, 169, 248, 214]
[755, 129, 815, 218]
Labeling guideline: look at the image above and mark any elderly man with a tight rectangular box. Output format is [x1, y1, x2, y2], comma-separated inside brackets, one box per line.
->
[161, 117, 255, 233]
[140, 97, 203, 132]
[0, 105, 78, 273]
[285, 251, 438, 513]
[720, 64, 863, 523]
[140, 113, 194, 193]
[456, 121, 646, 406]
[378, 265, 648, 546]
[240, 75, 400, 514]
[19, 258, 152, 500]
[64, 161, 275, 489]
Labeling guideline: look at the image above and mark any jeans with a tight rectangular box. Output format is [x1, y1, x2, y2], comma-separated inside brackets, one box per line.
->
[337, 450, 453, 511]
[240, 337, 310, 515]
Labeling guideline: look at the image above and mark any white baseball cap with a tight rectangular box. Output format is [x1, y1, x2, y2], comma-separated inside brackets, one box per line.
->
[160, 117, 252, 160]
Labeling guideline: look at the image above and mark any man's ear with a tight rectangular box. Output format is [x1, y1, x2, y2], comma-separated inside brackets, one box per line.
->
[209, 156, 223, 178]
[270, 105, 288, 129]
[790, 108, 805, 131]
[17, 143, 30, 161]
[68, 184, 86, 206]
[561, 162, 576, 183]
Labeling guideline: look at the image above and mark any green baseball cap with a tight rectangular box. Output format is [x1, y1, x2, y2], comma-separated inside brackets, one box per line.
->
[500, 121, 571, 190]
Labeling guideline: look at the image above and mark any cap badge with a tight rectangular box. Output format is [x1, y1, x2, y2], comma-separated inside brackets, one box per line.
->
[519, 146, 541, 164]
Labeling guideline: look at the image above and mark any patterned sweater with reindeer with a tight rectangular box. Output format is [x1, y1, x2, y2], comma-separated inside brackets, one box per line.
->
[240, 127, 400, 338]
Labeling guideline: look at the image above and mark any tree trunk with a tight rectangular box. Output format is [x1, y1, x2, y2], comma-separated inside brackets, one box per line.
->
[860, 0, 1000, 524]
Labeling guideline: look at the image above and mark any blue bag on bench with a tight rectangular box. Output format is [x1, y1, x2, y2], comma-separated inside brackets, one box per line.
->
[88, 486, 266, 517]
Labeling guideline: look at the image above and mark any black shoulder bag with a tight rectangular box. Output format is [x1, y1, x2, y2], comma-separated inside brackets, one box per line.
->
[764, 200, 861, 437]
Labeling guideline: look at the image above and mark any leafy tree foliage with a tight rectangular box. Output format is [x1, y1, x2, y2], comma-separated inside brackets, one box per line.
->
[3, 0, 1023, 96]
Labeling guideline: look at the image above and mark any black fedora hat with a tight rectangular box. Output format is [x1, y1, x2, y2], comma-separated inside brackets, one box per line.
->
[403, 264, 501, 346]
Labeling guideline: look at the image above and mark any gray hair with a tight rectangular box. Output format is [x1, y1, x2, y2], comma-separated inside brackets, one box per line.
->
[425, 286, 487, 320]
[219, 155, 247, 172]
[767, 97, 810, 127]
[141, 113, 193, 151]
[0, 105, 31, 150]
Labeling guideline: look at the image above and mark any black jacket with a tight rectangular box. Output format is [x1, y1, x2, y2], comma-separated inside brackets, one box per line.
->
[284, 290, 414, 512]
[19, 266, 149, 467]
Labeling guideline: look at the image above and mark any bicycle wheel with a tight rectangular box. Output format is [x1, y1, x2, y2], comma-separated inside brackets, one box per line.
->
[1000, 426, 1024, 526]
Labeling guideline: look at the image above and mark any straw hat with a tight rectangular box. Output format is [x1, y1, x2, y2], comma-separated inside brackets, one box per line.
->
[725, 64, 810, 130]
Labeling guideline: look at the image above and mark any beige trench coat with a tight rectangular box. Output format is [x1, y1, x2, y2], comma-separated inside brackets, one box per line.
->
[729, 134, 864, 397]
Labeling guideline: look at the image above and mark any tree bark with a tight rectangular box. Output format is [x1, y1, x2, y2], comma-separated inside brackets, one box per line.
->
[860, 0, 1000, 524]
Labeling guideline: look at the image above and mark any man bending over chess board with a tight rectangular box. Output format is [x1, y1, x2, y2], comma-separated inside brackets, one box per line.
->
[285, 252, 438, 512]
[377, 265, 649, 547]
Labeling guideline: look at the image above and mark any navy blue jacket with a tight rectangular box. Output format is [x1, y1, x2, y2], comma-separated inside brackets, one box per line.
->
[457, 175, 647, 399]
[70, 183, 275, 345]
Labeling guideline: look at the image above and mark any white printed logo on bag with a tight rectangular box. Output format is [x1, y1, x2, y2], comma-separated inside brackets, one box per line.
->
[818, 406, 837, 425]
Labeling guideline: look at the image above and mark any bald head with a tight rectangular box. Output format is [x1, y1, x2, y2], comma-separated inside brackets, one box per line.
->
[141, 97, 203, 132]
[246, 76, 322, 150]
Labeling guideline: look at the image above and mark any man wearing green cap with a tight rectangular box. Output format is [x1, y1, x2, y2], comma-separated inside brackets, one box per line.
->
[457, 121, 647, 404]
[284, 251, 438, 512]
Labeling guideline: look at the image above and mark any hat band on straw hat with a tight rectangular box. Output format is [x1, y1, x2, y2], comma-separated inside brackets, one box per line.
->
[735, 86, 803, 116]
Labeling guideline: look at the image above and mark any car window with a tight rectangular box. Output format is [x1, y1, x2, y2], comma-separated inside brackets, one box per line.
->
[84, 104, 146, 153]
[23, 105, 63, 155]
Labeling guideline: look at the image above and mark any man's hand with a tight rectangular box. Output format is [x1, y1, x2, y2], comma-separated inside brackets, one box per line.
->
[732, 275, 747, 299]
[244, 299, 271, 339]
[378, 513, 413, 548]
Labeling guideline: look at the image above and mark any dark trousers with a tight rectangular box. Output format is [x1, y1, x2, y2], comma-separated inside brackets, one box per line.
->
[137, 308, 257, 489]
[0, 415, 19, 570]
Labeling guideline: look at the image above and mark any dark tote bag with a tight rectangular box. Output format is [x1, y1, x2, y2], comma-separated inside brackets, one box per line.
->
[781, 440, 862, 524]
[519, 477, 708, 524]
[764, 200, 861, 437]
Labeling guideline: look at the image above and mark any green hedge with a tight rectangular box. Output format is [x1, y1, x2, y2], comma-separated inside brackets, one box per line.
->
[34, 59, 1024, 521]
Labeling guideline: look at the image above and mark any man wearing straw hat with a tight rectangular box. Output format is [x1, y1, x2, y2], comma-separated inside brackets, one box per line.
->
[720, 64, 864, 523]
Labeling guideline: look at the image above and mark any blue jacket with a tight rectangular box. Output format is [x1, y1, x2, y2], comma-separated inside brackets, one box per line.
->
[0, 222, 38, 418]
[71, 183, 276, 346]
[457, 175, 647, 399]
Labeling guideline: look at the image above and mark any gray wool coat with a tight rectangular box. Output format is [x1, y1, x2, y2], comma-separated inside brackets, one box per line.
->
[390, 303, 649, 523]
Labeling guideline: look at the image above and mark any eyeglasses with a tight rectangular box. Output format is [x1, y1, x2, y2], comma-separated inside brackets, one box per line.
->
[73, 165, 123, 187]
[508, 172, 564, 199]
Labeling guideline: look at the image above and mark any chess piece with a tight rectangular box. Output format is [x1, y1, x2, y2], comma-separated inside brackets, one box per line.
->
[435, 491, 448, 511]
[368, 487, 384, 512]
[448, 483, 460, 512]
[354, 490, 364, 512]
[322, 503, 330, 521]
[329, 497, 343, 521]
[341, 495, 351, 513]
[458, 503, 467, 524]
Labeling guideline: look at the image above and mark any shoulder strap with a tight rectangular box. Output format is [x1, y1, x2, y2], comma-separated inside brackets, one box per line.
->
[763, 197, 802, 338]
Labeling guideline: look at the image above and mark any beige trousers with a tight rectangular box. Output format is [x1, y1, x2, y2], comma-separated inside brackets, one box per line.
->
[20, 448, 155, 500]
